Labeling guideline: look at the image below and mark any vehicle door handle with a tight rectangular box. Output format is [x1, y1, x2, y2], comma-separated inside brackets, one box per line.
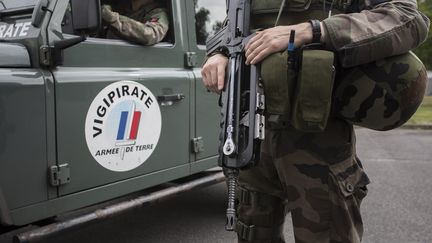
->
[157, 93, 185, 106]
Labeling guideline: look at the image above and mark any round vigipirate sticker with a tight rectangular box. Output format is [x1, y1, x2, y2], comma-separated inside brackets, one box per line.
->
[85, 81, 162, 172]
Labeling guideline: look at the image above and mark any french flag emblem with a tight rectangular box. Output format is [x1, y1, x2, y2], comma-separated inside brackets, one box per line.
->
[116, 103, 141, 146]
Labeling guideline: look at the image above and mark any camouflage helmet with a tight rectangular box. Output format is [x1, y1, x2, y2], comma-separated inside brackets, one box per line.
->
[333, 51, 427, 131]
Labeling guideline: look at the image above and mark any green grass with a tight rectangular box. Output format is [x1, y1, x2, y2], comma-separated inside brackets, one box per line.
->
[407, 96, 432, 125]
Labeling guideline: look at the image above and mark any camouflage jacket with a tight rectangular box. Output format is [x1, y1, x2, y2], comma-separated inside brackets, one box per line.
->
[102, 3, 169, 45]
[321, 0, 430, 67]
[220, 0, 430, 67]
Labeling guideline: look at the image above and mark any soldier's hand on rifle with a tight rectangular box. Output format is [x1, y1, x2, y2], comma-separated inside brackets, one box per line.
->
[201, 54, 229, 93]
[245, 22, 326, 65]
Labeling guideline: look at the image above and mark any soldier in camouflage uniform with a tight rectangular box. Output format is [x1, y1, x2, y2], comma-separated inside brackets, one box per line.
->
[101, 0, 169, 45]
[202, 0, 429, 242]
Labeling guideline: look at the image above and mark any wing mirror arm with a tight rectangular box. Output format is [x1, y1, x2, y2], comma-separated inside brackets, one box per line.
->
[52, 35, 86, 66]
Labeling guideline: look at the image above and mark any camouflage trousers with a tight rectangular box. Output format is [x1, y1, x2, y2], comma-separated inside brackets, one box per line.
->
[236, 117, 370, 243]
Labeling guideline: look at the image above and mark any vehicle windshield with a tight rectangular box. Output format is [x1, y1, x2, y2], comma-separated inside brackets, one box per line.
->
[0, 0, 37, 9]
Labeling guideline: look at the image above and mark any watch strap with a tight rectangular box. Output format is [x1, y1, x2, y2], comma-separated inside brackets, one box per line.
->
[309, 19, 321, 44]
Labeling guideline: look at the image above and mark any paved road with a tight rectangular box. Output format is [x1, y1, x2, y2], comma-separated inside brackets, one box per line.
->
[357, 128, 432, 243]
[2, 128, 432, 243]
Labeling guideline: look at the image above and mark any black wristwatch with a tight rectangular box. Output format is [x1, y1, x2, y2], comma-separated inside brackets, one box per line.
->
[309, 19, 322, 44]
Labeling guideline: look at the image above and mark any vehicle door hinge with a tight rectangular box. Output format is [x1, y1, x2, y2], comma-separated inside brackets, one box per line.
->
[39, 45, 51, 67]
[185, 52, 197, 68]
[192, 137, 204, 153]
[49, 163, 71, 187]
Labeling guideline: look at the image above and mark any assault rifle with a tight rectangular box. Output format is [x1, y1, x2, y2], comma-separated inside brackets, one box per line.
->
[206, 0, 265, 231]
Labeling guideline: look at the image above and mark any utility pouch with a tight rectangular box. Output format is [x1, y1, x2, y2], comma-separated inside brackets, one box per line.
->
[291, 47, 336, 132]
[261, 51, 295, 116]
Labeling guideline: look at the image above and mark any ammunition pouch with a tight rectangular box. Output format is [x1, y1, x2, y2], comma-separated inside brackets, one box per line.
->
[249, 0, 423, 132]
[291, 46, 336, 132]
[261, 46, 335, 132]
[261, 51, 291, 116]
[261, 47, 426, 132]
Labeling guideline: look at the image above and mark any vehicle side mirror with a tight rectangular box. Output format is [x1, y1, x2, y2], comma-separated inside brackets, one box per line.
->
[70, 0, 101, 35]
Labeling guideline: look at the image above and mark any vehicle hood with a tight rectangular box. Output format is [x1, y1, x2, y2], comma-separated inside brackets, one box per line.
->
[0, 42, 30, 67]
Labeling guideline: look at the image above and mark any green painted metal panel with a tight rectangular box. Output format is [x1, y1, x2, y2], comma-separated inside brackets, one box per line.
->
[0, 69, 48, 210]
[10, 164, 190, 226]
[193, 69, 220, 161]
[0, 43, 31, 67]
[190, 156, 219, 174]
[62, 40, 183, 68]
[42, 72, 59, 200]
[53, 67, 191, 196]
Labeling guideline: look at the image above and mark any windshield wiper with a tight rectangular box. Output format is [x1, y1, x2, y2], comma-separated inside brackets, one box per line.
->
[0, 5, 35, 18]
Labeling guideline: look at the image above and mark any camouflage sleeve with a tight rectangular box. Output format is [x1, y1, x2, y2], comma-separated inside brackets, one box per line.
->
[322, 0, 430, 67]
[109, 8, 169, 45]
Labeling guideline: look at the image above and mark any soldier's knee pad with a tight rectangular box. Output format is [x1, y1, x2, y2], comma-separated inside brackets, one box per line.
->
[333, 51, 427, 131]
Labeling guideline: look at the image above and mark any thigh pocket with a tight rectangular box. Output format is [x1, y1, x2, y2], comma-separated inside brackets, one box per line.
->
[329, 157, 370, 200]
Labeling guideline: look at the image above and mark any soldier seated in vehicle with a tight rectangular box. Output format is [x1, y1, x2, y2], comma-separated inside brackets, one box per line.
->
[101, 0, 169, 45]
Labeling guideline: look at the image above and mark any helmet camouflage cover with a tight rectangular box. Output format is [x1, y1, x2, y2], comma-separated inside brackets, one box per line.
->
[333, 51, 427, 131]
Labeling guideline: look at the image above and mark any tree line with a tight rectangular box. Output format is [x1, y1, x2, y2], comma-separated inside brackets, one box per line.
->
[414, 0, 432, 70]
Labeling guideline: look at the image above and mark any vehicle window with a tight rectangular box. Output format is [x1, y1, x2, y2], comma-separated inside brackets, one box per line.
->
[194, 0, 226, 46]
[62, 0, 174, 45]
[61, 3, 74, 35]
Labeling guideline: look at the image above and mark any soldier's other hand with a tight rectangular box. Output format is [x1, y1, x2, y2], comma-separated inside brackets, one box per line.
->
[102, 5, 117, 23]
[201, 54, 228, 93]
[245, 22, 314, 65]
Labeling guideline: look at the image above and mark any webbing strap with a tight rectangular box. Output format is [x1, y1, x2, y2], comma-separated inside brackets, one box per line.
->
[237, 186, 281, 207]
[274, 0, 287, 26]
[236, 220, 284, 242]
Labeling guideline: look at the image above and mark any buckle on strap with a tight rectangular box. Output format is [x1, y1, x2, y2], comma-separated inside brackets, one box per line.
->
[236, 220, 284, 242]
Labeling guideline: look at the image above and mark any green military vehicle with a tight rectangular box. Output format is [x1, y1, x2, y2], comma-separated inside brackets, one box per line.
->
[0, 0, 226, 235]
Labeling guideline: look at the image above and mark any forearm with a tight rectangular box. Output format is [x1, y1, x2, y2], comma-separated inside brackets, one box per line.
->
[322, 0, 430, 67]
[111, 15, 168, 45]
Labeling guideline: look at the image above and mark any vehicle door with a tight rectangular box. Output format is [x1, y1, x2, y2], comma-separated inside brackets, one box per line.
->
[49, 0, 192, 196]
[184, 0, 226, 171]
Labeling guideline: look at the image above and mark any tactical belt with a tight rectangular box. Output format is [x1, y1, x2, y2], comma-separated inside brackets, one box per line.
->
[236, 220, 284, 242]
